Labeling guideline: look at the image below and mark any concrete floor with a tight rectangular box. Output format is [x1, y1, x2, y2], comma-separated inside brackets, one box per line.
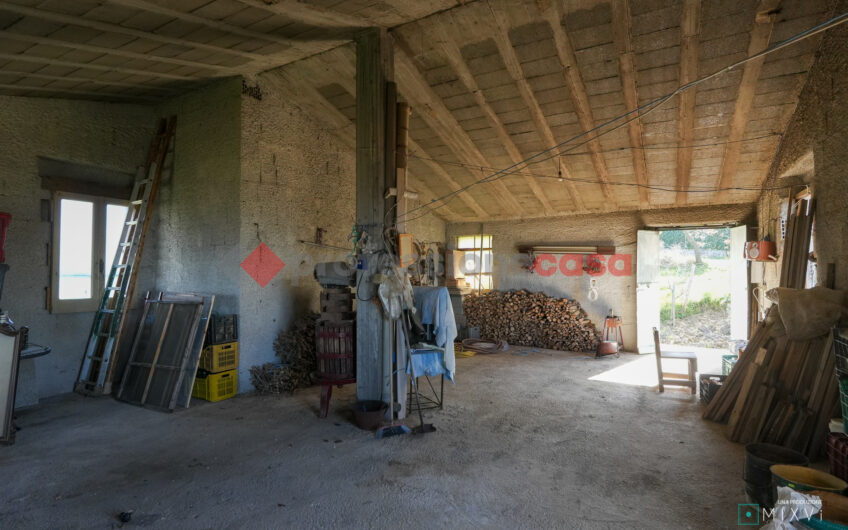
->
[2, 349, 749, 529]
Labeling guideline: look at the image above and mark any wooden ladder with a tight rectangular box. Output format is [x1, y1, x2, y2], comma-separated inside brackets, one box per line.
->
[75, 117, 176, 396]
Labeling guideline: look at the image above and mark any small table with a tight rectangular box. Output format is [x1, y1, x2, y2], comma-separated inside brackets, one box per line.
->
[17, 343, 51, 409]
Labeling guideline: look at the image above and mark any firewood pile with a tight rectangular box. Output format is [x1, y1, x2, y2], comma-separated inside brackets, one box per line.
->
[463, 289, 601, 352]
[703, 306, 838, 458]
[250, 312, 319, 394]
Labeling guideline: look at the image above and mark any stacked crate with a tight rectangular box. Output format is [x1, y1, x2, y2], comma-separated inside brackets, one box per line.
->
[193, 314, 239, 402]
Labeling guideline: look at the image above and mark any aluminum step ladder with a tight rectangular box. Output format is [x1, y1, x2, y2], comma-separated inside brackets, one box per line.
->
[75, 117, 176, 396]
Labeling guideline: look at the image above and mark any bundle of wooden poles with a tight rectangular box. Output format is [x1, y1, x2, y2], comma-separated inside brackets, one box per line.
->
[703, 306, 838, 458]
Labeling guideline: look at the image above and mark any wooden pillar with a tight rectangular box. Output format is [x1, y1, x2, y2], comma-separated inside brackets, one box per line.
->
[355, 28, 393, 401]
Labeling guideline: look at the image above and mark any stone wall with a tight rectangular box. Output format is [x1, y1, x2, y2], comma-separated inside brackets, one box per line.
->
[756, 5, 848, 306]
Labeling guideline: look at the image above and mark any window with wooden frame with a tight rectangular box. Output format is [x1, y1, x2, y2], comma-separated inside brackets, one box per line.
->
[51, 192, 128, 313]
[457, 235, 493, 290]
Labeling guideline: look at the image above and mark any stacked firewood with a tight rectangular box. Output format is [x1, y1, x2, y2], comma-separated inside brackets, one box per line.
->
[250, 312, 319, 394]
[703, 306, 838, 458]
[463, 289, 600, 352]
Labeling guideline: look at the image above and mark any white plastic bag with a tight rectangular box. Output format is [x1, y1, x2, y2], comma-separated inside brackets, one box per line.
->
[760, 487, 822, 529]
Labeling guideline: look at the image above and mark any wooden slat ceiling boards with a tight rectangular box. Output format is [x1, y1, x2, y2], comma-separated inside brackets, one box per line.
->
[0, 0, 836, 220]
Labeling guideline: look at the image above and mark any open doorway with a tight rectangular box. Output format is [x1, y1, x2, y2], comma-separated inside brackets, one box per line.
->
[636, 225, 748, 376]
[657, 228, 732, 348]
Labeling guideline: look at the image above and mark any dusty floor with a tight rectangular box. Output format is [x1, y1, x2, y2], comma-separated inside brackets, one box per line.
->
[3, 349, 750, 529]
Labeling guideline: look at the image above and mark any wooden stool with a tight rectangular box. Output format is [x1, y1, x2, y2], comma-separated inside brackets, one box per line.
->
[318, 378, 355, 418]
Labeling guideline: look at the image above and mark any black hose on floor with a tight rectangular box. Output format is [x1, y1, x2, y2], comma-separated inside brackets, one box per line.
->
[461, 338, 509, 354]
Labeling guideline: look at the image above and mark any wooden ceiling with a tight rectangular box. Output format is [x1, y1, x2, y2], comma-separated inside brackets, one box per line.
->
[0, 0, 835, 222]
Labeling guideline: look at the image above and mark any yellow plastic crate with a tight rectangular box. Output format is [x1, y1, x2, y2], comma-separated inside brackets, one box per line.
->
[199, 341, 238, 372]
[192, 369, 237, 402]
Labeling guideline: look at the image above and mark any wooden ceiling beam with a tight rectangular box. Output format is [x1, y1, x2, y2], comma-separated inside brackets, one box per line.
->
[0, 2, 281, 69]
[0, 51, 198, 81]
[105, 0, 334, 52]
[715, 0, 781, 202]
[432, 15, 554, 215]
[610, 0, 649, 209]
[312, 47, 487, 220]
[0, 69, 177, 93]
[281, 58, 464, 221]
[394, 39, 525, 216]
[0, 82, 155, 101]
[0, 30, 242, 75]
[534, 0, 615, 206]
[481, 1, 585, 212]
[234, 0, 373, 28]
[675, 0, 701, 205]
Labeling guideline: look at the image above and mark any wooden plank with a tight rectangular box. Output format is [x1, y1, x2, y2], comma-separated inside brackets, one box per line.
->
[0, 30, 241, 75]
[0, 1, 281, 68]
[714, 0, 781, 200]
[675, 0, 701, 205]
[0, 52, 195, 82]
[235, 0, 373, 28]
[394, 40, 524, 215]
[460, 2, 585, 211]
[610, 0, 649, 208]
[429, 16, 555, 215]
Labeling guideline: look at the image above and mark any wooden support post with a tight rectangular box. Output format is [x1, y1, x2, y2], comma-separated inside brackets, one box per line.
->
[355, 28, 393, 401]
[396, 102, 410, 233]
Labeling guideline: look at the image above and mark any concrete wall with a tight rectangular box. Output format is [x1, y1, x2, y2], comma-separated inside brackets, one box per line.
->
[0, 96, 154, 399]
[447, 203, 754, 351]
[236, 71, 446, 390]
[756, 7, 848, 299]
[0, 75, 449, 400]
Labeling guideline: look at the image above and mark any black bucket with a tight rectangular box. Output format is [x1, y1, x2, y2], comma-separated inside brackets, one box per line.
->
[744, 443, 809, 508]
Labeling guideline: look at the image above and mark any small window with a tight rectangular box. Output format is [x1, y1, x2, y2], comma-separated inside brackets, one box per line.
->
[51, 193, 128, 313]
[457, 235, 493, 290]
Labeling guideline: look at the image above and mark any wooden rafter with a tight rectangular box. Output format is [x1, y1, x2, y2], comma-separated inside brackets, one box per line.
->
[0, 30, 242, 75]
[313, 47, 488, 220]
[0, 82, 155, 101]
[429, 16, 554, 215]
[0, 69, 177, 93]
[715, 0, 781, 201]
[394, 40, 525, 216]
[675, 0, 701, 204]
[533, 0, 616, 205]
[610, 0, 649, 208]
[0, 1, 282, 69]
[276, 60, 463, 221]
[478, 1, 586, 212]
[235, 0, 373, 28]
[0, 51, 196, 81]
[105, 0, 334, 52]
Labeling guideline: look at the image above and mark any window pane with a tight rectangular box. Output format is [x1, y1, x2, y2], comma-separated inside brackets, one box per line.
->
[104, 204, 128, 285]
[481, 250, 493, 273]
[58, 199, 93, 300]
[457, 236, 476, 250]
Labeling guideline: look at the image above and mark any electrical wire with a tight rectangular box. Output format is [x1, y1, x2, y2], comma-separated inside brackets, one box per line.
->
[391, 11, 848, 225]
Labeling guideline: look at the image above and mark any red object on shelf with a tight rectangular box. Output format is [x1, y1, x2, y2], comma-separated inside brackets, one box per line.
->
[744, 240, 776, 261]
[0, 212, 10, 263]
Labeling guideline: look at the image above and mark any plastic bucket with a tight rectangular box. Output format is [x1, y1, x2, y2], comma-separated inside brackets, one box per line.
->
[352, 400, 388, 431]
[771, 464, 848, 495]
[744, 443, 809, 508]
